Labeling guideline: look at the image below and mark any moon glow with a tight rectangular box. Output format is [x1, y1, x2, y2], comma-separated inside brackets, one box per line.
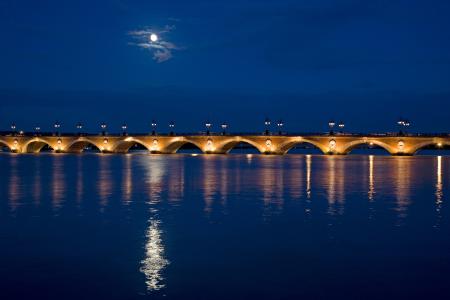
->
[150, 33, 158, 42]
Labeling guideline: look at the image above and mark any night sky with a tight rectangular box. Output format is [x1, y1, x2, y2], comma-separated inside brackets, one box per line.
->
[1, 0, 450, 133]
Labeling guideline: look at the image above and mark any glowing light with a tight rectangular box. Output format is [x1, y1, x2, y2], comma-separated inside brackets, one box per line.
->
[206, 138, 214, 152]
[306, 155, 311, 198]
[329, 139, 336, 151]
[103, 138, 108, 144]
[437, 142, 443, 148]
[398, 140, 405, 151]
[436, 156, 443, 206]
[140, 219, 169, 292]
[150, 33, 158, 42]
[151, 139, 159, 152]
[369, 155, 374, 200]
[191, 153, 198, 157]
[12, 139, 18, 151]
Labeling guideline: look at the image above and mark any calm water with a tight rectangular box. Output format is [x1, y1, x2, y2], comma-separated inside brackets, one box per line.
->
[1, 152, 450, 299]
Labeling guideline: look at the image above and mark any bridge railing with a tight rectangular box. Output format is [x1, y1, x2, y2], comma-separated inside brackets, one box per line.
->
[1, 131, 450, 137]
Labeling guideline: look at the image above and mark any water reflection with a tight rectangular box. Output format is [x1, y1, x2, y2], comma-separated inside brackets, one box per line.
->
[8, 155, 21, 211]
[203, 157, 217, 214]
[395, 158, 411, 220]
[52, 155, 65, 211]
[435, 156, 443, 228]
[76, 156, 83, 204]
[122, 154, 132, 204]
[326, 157, 345, 216]
[33, 158, 41, 206]
[368, 155, 375, 201]
[2, 153, 449, 294]
[98, 156, 112, 208]
[261, 158, 284, 217]
[140, 218, 169, 291]
[436, 156, 443, 206]
[306, 155, 312, 199]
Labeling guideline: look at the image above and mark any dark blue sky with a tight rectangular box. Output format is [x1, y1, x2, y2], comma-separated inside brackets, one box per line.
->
[1, 0, 450, 133]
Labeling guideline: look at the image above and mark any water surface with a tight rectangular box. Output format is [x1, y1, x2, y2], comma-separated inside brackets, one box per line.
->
[1, 153, 449, 299]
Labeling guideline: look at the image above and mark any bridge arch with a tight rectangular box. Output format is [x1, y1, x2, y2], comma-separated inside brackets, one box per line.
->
[410, 140, 450, 155]
[23, 138, 54, 153]
[0, 140, 12, 152]
[341, 139, 394, 155]
[217, 138, 265, 154]
[64, 138, 103, 153]
[278, 139, 328, 154]
[112, 138, 150, 153]
[165, 139, 205, 153]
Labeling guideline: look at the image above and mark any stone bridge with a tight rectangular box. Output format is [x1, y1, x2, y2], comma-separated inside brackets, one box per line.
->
[0, 134, 449, 155]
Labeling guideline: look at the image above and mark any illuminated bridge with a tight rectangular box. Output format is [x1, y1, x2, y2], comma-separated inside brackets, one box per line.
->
[1, 133, 449, 155]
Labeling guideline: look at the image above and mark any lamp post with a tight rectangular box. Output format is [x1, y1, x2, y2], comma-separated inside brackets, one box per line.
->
[397, 119, 410, 136]
[205, 121, 212, 135]
[404, 120, 410, 135]
[76, 123, 83, 136]
[121, 124, 127, 136]
[338, 121, 345, 134]
[328, 120, 335, 135]
[277, 119, 284, 135]
[221, 122, 228, 135]
[34, 126, 41, 136]
[264, 118, 271, 135]
[54, 121, 61, 136]
[100, 122, 107, 136]
[151, 120, 157, 136]
[11, 123, 16, 136]
[169, 121, 175, 136]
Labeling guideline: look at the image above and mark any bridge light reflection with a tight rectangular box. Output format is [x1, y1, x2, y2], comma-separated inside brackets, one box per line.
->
[436, 156, 443, 207]
[435, 156, 443, 228]
[369, 155, 374, 201]
[306, 155, 311, 198]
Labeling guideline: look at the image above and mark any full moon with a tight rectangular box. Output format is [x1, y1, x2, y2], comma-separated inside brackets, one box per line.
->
[150, 33, 158, 42]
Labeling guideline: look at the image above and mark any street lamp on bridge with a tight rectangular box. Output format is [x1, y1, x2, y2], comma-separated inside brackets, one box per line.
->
[34, 126, 41, 136]
[100, 122, 107, 136]
[54, 121, 61, 136]
[205, 121, 212, 135]
[338, 121, 345, 133]
[328, 120, 336, 135]
[277, 120, 284, 135]
[11, 123, 16, 136]
[221, 122, 228, 135]
[169, 121, 175, 136]
[264, 118, 271, 135]
[121, 124, 128, 136]
[397, 119, 410, 136]
[76, 123, 83, 136]
[151, 120, 157, 135]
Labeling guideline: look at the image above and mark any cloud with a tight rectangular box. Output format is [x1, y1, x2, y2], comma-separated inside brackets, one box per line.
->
[128, 24, 180, 63]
